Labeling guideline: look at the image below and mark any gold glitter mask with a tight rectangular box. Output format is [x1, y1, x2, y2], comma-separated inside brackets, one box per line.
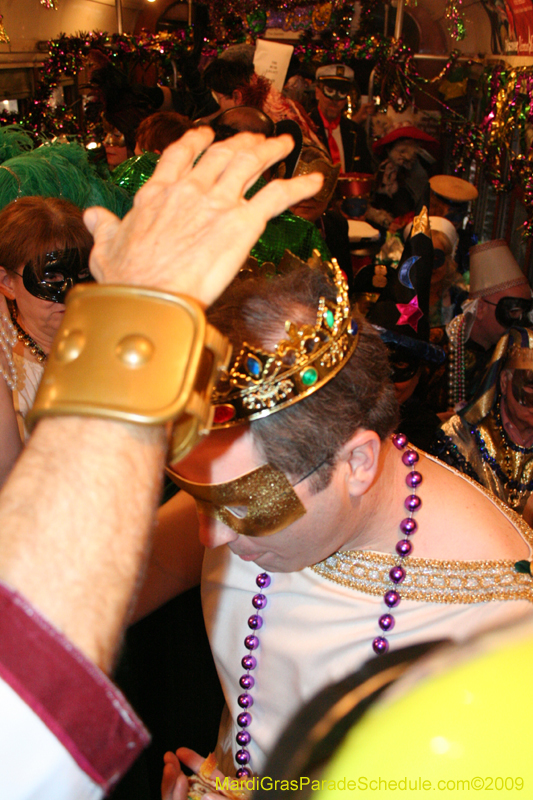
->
[167, 463, 306, 537]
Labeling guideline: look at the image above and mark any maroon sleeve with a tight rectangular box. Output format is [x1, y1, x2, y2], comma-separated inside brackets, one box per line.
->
[0, 581, 150, 793]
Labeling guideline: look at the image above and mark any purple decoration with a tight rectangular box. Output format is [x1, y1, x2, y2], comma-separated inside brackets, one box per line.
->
[401, 449, 419, 467]
[396, 539, 413, 557]
[405, 494, 422, 512]
[237, 767, 252, 779]
[240, 674, 255, 690]
[372, 636, 389, 654]
[379, 613, 395, 631]
[392, 433, 408, 450]
[237, 712, 252, 727]
[241, 655, 257, 670]
[252, 593, 267, 609]
[238, 693, 254, 709]
[389, 565, 406, 584]
[236, 749, 250, 765]
[399, 518, 417, 535]
[236, 730, 251, 746]
[248, 614, 263, 630]
[244, 635, 259, 650]
[384, 589, 400, 608]
[256, 573, 271, 589]
[349, 319, 358, 335]
[406, 470, 422, 489]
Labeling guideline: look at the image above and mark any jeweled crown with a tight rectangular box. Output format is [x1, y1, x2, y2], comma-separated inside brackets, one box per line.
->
[212, 255, 360, 427]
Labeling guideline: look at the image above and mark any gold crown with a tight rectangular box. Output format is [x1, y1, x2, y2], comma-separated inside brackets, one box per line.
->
[212, 256, 360, 427]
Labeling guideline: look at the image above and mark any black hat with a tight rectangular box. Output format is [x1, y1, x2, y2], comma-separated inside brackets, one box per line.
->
[367, 192, 445, 364]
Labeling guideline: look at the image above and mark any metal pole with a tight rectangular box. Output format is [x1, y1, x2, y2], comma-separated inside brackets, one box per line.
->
[394, 0, 404, 40]
[116, 0, 123, 35]
[188, 0, 193, 26]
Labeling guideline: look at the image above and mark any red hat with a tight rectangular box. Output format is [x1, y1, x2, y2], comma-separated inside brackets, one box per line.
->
[373, 126, 439, 157]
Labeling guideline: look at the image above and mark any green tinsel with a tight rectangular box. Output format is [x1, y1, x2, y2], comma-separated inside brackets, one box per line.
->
[251, 211, 331, 268]
[110, 152, 160, 196]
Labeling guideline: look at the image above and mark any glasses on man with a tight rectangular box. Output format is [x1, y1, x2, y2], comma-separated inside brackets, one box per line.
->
[482, 296, 533, 328]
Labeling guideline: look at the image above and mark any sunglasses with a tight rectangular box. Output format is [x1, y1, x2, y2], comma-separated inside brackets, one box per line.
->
[482, 296, 533, 328]
[320, 84, 350, 101]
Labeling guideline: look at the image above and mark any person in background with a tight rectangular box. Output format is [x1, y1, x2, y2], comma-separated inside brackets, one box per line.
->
[366, 206, 445, 450]
[425, 217, 467, 327]
[443, 240, 532, 412]
[134, 111, 191, 155]
[310, 64, 373, 175]
[366, 126, 438, 230]
[201, 55, 321, 147]
[428, 174, 478, 274]
[287, 144, 354, 290]
[103, 119, 132, 170]
[0, 197, 93, 485]
[433, 327, 533, 526]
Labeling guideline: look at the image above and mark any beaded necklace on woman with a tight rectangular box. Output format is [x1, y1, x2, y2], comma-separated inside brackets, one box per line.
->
[7, 300, 47, 363]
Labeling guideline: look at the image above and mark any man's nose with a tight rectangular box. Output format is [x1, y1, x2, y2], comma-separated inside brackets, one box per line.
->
[197, 511, 238, 549]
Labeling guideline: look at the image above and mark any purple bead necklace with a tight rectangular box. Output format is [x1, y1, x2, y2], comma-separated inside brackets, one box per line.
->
[372, 432, 422, 655]
[233, 434, 420, 775]
[234, 571, 271, 778]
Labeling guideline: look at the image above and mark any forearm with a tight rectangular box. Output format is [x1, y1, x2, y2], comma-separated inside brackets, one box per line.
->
[0, 415, 167, 673]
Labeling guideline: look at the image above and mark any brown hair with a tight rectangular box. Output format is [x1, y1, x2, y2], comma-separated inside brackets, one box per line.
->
[208, 267, 398, 492]
[0, 196, 93, 278]
[135, 111, 191, 154]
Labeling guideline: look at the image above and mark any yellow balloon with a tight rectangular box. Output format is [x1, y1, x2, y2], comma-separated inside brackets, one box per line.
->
[315, 625, 533, 798]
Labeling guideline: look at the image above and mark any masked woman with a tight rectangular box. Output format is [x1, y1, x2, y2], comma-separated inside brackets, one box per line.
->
[0, 197, 93, 485]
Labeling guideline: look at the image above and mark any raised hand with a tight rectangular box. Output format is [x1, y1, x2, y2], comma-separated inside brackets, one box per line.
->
[84, 127, 323, 306]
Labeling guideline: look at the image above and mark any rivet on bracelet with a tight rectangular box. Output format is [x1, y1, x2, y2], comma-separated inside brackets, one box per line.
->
[55, 330, 86, 363]
[116, 334, 154, 368]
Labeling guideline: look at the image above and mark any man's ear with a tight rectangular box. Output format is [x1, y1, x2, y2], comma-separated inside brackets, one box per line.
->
[0, 267, 15, 300]
[339, 429, 381, 498]
[476, 298, 488, 321]
[232, 89, 243, 106]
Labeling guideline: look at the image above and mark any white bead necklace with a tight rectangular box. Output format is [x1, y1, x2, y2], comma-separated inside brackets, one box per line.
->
[0, 311, 18, 391]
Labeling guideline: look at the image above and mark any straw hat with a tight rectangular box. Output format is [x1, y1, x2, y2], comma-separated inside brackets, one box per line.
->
[429, 175, 478, 203]
[469, 240, 529, 299]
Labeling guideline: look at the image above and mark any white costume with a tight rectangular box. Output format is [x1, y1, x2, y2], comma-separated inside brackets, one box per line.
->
[12, 351, 44, 440]
[202, 462, 533, 776]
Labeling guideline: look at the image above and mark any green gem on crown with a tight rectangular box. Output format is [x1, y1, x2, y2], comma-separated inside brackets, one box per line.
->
[301, 367, 318, 386]
[325, 309, 335, 329]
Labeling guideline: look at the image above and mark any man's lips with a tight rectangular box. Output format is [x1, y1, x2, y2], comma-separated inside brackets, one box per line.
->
[229, 545, 262, 562]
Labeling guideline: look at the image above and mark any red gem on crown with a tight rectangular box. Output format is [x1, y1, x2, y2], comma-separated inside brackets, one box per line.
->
[214, 404, 236, 424]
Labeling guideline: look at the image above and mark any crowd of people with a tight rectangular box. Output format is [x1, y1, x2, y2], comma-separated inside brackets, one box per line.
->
[0, 41, 533, 800]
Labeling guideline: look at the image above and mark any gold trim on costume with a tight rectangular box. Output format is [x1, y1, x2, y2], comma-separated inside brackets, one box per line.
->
[312, 451, 533, 604]
[312, 550, 533, 604]
[476, 408, 533, 508]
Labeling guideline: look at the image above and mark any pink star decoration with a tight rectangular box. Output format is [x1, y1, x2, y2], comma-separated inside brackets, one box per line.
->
[396, 296, 423, 331]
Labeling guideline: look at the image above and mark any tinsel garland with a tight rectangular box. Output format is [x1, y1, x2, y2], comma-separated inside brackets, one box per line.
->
[448, 66, 533, 236]
[445, 0, 466, 42]
[11, 3, 533, 238]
